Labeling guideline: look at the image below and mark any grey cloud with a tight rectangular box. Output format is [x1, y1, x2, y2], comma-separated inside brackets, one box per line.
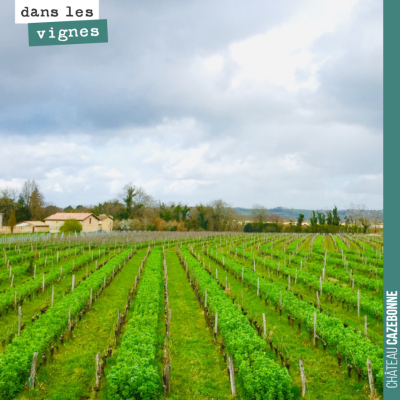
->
[0, 0, 383, 209]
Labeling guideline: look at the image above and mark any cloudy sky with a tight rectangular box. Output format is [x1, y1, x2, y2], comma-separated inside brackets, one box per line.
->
[0, 0, 382, 209]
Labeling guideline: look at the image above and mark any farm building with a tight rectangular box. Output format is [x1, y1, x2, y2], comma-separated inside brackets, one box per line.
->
[14, 221, 49, 234]
[44, 213, 100, 233]
[98, 214, 114, 231]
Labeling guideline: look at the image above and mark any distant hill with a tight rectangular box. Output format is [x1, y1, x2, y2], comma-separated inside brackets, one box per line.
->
[233, 207, 347, 221]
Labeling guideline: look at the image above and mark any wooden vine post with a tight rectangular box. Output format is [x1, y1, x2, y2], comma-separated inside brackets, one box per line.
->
[228, 356, 237, 395]
[71, 275, 75, 292]
[262, 313, 266, 340]
[29, 352, 39, 390]
[366, 358, 375, 396]
[299, 357, 306, 397]
[313, 312, 317, 345]
[319, 277, 322, 294]
[18, 306, 22, 336]
[95, 352, 101, 390]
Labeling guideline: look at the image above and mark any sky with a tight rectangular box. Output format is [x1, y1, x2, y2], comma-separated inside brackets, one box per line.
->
[0, 0, 383, 209]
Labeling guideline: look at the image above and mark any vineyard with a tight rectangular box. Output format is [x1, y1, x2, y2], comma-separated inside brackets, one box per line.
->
[0, 232, 383, 400]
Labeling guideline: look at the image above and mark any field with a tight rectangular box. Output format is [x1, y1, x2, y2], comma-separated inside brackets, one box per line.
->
[0, 232, 383, 400]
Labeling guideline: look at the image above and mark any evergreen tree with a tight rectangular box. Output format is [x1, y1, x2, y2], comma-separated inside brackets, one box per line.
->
[15, 195, 31, 222]
[317, 212, 326, 225]
[310, 211, 318, 226]
[297, 213, 304, 226]
[326, 211, 333, 225]
[8, 210, 17, 233]
[332, 206, 341, 226]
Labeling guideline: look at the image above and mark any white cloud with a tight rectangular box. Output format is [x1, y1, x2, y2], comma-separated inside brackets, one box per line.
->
[229, 0, 360, 92]
[0, 0, 382, 210]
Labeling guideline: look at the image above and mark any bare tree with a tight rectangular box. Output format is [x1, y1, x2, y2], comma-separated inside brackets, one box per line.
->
[20, 180, 45, 219]
[370, 210, 383, 233]
[0, 188, 18, 224]
[347, 203, 367, 227]
[209, 199, 235, 231]
[251, 204, 268, 223]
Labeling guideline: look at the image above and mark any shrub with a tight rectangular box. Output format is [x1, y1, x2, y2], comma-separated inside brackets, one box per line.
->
[59, 219, 83, 233]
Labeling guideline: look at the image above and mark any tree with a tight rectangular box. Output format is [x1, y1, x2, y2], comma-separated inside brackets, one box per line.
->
[43, 205, 62, 219]
[310, 211, 318, 226]
[268, 213, 283, 223]
[297, 213, 304, 227]
[159, 203, 172, 222]
[8, 210, 17, 233]
[359, 217, 371, 233]
[370, 210, 383, 233]
[121, 184, 137, 219]
[209, 200, 234, 231]
[119, 185, 155, 227]
[0, 188, 17, 224]
[181, 205, 191, 222]
[59, 219, 83, 233]
[21, 180, 45, 219]
[15, 195, 31, 222]
[30, 188, 45, 220]
[173, 204, 182, 222]
[326, 211, 333, 225]
[317, 212, 326, 225]
[251, 204, 268, 223]
[332, 206, 340, 226]
[197, 204, 210, 230]
[91, 200, 124, 219]
[347, 203, 366, 228]
[188, 204, 212, 230]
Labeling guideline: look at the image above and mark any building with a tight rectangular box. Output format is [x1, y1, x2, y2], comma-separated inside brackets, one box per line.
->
[44, 213, 100, 233]
[14, 221, 49, 234]
[98, 214, 114, 231]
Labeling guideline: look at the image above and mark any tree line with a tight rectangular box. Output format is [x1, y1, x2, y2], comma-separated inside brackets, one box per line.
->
[0, 182, 382, 233]
[245, 205, 382, 234]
